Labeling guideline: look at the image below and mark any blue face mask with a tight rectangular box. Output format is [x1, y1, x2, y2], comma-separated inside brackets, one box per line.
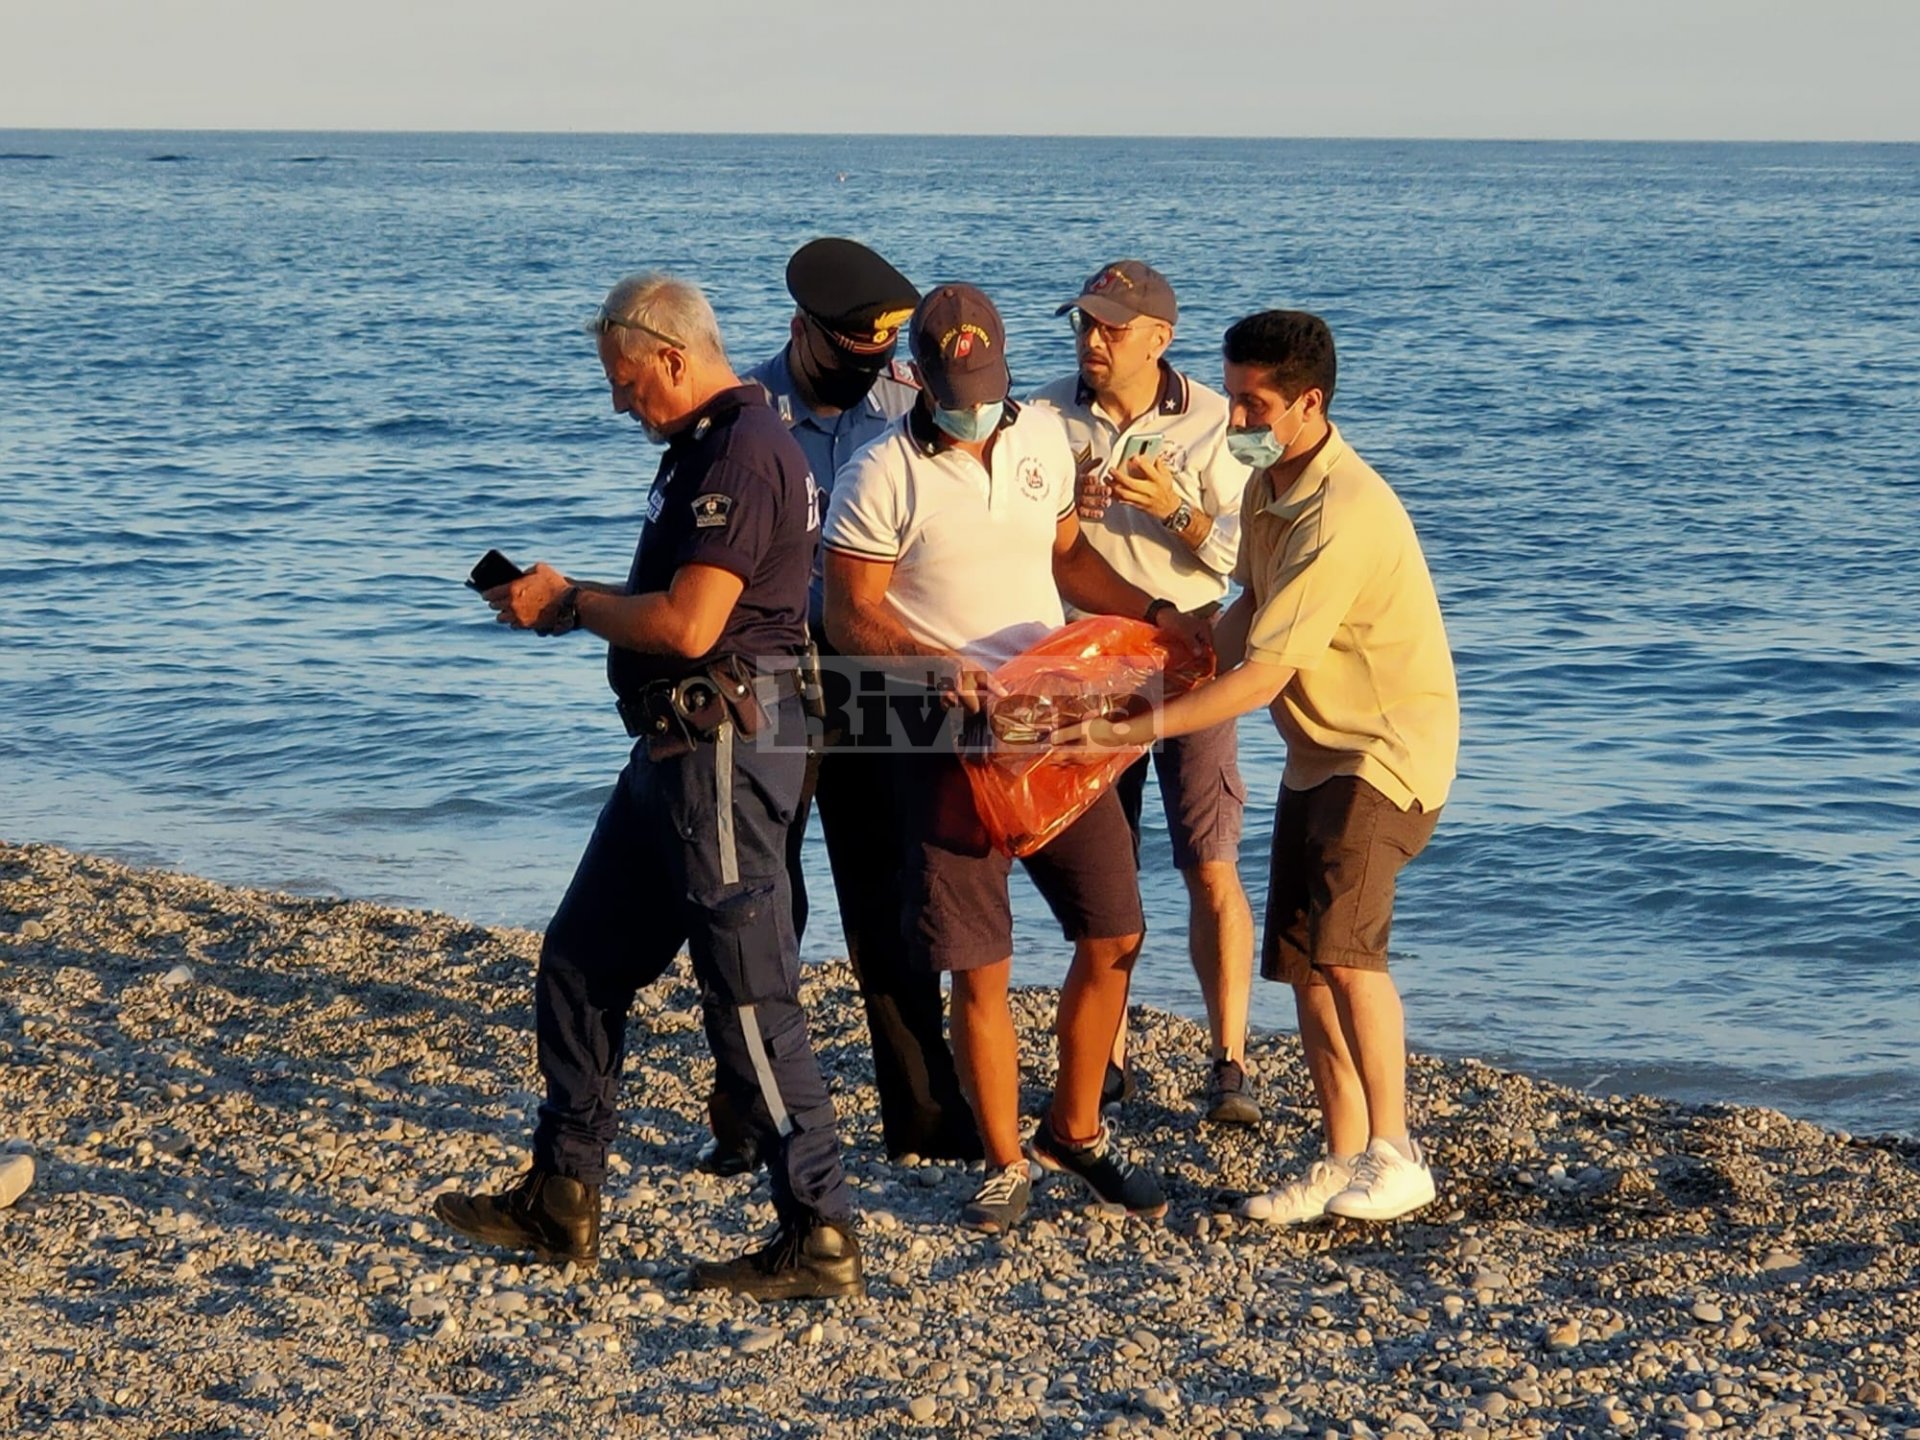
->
[1224, 396, 1303, 470]
[1225, 426, 1285, 470]
[932, 401, 1004, 442]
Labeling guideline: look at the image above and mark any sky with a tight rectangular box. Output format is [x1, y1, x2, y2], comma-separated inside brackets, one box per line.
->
[2, 0, 1916, 141]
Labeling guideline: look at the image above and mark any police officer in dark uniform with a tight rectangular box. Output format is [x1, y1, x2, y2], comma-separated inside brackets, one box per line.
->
[433, 271, 862, 1300]
[731, 238, 981, 1167]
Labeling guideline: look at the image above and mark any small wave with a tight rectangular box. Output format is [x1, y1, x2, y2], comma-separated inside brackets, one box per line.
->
[284, 156, 332, 165]
[0, 152, 56, 162]
[147, 153, 192, 163]
[364, 416, 452, 437]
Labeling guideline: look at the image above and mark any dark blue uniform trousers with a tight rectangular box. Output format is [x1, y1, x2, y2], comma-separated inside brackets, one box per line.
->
[532, 703, 853, 1224]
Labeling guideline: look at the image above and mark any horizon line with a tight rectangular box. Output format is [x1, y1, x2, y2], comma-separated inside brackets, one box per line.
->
[2, 125, 1916, 147]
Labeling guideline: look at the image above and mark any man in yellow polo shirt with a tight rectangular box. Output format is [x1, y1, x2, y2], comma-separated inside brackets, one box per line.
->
[1055, 309, 1459, 1224]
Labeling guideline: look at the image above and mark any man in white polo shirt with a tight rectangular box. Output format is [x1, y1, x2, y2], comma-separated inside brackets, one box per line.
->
[822, 283, 1208, 1235]
[1028, 259, 1258, 1127]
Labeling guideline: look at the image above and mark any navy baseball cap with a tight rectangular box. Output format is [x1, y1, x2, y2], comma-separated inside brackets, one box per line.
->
[909, 284, 1011, 409]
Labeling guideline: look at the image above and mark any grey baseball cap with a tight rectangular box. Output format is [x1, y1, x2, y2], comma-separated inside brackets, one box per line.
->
[1056, 259, 1178, 327]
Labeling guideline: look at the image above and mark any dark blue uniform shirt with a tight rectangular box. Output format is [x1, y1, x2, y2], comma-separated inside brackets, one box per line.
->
[608, 384, 817, 696]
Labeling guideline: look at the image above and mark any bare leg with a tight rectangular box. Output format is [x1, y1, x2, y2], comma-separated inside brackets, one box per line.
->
[1182, 859, 1254, 1063]
[1321, 965, 1409, 1144]
[950, 961, 1022, 1168]
[1293, 980, 1370, 1157]
[1054, 933, 1143, 1144]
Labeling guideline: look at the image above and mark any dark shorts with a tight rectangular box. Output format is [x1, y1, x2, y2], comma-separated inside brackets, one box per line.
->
[898, 754, 1145, 973]
[1262, 775, 1440, 987]
[1114, 718, 1246, 869]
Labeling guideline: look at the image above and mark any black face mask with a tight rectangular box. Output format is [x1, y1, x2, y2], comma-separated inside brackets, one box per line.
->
[795, 323, 888, 411]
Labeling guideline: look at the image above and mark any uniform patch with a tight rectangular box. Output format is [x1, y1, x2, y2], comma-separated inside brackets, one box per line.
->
[1018, 457, 1049, 499]
[646, 486, 667, 523]
[692, 492, 734, 529]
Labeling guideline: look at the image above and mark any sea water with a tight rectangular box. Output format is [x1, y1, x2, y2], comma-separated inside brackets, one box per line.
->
[2, 131, 1915, 1134]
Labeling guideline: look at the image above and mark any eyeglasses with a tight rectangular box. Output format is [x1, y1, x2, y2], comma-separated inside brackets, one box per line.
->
[589, 307, 686, 351]
[1069, 308, 1144, 345]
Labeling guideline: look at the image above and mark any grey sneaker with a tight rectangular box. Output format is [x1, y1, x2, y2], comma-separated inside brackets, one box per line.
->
[961, 1162, 1033, 1234]
[1203, 1058, 1262, 1125]
[1026, 1121, 1167, 1219]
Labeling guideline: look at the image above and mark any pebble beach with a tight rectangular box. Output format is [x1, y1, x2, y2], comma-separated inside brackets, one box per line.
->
[2, 838, 1917, 1439]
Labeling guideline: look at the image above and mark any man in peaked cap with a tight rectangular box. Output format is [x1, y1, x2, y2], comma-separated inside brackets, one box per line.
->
[724, 239, 982, 1172]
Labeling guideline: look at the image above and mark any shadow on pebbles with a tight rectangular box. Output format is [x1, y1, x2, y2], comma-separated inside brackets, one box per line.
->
[2, 840, 1918, 1439]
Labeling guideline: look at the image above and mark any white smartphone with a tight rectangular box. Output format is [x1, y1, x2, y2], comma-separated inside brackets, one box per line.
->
[1114, 432, 1165, 469]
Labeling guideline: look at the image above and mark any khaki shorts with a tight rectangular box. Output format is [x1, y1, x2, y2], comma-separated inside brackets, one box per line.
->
[1114, 717, 1246, 869]
[1262, 776, 1439, 986]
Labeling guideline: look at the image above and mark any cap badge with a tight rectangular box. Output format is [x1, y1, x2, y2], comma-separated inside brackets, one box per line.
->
[942, 322, 991, 360]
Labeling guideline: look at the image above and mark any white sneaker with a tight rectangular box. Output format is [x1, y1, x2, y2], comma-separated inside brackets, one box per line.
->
[1234, 1155, 1357, 1224]
[1324, 1138, 1436, 1221]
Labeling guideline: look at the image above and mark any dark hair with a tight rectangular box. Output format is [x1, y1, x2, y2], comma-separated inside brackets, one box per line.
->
[1222, 310, 1336, 410]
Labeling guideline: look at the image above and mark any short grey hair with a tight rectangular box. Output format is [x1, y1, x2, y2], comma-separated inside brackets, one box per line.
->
[592, 272, 728, 365]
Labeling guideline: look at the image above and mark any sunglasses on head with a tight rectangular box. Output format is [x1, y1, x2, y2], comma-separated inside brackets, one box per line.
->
[590, 307, 686, 351]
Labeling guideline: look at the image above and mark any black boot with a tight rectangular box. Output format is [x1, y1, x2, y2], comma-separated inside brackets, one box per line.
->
[432, 1168, 600, 1268]
[689, 1215, 865, 1300]
[693, 1087, 766, 1176]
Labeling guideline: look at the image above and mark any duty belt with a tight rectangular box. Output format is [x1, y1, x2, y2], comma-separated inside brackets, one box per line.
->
[615, 656, 803, 755]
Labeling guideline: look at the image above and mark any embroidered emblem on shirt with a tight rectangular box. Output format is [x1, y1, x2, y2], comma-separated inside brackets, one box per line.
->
[1018, 457, 1049, 499]
[646, 486, 667, 523]
[692, 492, 734, 529]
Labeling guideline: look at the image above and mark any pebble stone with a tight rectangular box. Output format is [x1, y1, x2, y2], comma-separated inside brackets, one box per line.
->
[2, 839, 1918, 1440]
[0, 1152, 33, 1209]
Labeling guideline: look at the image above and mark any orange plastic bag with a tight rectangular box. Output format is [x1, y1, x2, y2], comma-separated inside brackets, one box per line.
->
[962, 616, 1214, 858]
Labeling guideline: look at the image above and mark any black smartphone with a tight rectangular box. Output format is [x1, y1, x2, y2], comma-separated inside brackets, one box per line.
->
[466, 549, 524, 591]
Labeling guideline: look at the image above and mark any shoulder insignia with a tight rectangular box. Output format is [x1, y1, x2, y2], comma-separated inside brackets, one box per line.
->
[692, 492, 734, 529]
[888, 359, 920, 388]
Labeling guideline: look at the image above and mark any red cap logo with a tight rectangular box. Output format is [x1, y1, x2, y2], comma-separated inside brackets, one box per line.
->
[953, 332, 974, 359]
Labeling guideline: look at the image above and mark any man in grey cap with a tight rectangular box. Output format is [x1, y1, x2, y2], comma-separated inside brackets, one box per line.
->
[1028, 260, 1259, 1127]
[731, 238, 981, 1170]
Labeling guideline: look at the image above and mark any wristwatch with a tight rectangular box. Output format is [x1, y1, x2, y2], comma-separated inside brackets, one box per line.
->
[1162, 501, 1193, 534]
[1143, 596, 1176, 625]
[551, 585, 582, 635]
